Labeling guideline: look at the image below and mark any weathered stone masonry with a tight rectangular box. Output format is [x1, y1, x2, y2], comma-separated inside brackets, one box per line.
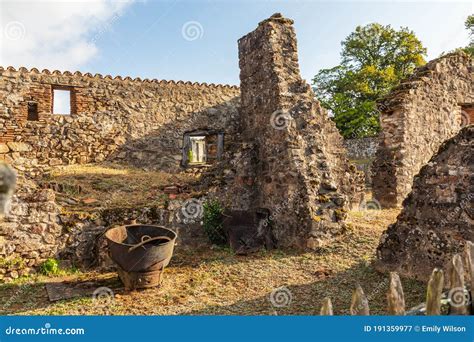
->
[373, 52, 473, 208]
[343, 137, 379, 187]
[0, 66, 240, 175]
[0, 67, 240, 279]
[375, 125, 473, 281]
[0, 13, 364, 279]
[236, 14, 364, 249]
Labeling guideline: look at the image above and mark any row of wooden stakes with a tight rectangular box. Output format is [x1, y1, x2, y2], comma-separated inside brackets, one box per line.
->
[320, 242, 474, 315]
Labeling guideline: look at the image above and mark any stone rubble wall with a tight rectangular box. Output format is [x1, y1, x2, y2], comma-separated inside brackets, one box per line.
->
[0, 66, 240, 176]
[0, 14, 368, 278]
[373, 52, 473, 208]
[0, 176, 62, 281]
[343, 137, 379, 160]
[57, 198, 207, 272]
[343, 137, 379, 186]
[0, 66, 240, 281]
[0, 185, 207, 281]
[375, 125, 473, 281]
[236, 14, 364, 249]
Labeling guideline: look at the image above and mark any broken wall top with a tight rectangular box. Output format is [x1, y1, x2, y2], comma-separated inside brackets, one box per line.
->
[373, 51, 473, 208]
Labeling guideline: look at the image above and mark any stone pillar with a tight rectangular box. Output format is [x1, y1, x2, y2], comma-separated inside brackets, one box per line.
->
[237, 13, 364, 249]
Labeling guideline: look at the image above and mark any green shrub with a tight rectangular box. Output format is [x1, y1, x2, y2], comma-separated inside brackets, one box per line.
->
[202, 199, 226, 245]
[40, 258, 60, 276]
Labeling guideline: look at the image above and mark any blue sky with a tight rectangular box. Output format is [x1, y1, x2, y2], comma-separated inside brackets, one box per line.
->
[1, 0, 472, 85]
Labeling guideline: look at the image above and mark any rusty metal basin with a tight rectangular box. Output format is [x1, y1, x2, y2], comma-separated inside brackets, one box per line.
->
[104, 224, 177, 273]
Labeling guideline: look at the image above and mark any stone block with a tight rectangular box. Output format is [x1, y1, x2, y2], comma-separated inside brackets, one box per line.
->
[7, 142, 31, 152]
[0, 144, 9, 153]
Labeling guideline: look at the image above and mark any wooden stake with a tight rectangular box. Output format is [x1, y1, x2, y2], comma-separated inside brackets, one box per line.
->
[387, 272, 405, 315]
[350, 285, 369, 315]
[465, 242, 474, 314]
[449, 254, 469, 315]
[320, 297, 333, 315]
[426, 268, 444, 315]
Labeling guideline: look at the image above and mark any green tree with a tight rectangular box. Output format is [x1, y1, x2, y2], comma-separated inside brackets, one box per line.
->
[465, 15, 474, 56]
[312, 23, 427, 138]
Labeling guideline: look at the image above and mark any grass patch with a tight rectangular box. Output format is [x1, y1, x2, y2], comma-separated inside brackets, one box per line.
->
[43, 163, 198, 212]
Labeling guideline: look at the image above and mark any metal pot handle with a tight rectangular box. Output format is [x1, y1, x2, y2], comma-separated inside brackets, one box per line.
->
[128, 235, 172, 252]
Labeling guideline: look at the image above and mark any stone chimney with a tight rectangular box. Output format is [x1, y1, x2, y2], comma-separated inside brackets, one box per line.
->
[236, 13, 364, 249]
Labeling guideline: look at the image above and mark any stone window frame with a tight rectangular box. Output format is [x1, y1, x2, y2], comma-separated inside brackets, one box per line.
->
[182, 130, 224, 167]
[51, 85, 76, 115]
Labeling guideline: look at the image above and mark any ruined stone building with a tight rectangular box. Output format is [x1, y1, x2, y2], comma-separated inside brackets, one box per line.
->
[0, 14, 364, 279]
[373, 52, 473, 208]
[0, 67, 240, 173]
[376, 125, 473, 281]
[2, 12, 471, 283]
[373, 52, 474, 281]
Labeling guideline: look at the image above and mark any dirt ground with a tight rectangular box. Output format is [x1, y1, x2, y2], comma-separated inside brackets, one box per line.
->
[43, 163, 199, 213]
[0, 208, 426, 316]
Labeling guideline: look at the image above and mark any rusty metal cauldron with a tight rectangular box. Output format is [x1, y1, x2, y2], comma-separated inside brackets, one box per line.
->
[105, 224, 177, 290]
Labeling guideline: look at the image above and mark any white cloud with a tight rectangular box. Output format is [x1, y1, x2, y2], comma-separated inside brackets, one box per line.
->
[0, 0, 134, 71]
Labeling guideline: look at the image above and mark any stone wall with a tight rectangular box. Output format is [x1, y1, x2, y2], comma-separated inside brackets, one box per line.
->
[0, 176, 62, 281]
[236, 13, 364, 249]
[0, 66, 240, 175]
[343, 137, 379, 160]
[0, 13, 367, 278]
[0, 183, 208, 281]
[373, 52, 473, 208]
[375, 125, 473, 281]
[0, 66, 240, 280]
[343, 137, 379, 186]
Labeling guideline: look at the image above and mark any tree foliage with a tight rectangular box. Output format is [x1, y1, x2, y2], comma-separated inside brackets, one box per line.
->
[312, 23, 427, 138]
[465, 15, 474, 56]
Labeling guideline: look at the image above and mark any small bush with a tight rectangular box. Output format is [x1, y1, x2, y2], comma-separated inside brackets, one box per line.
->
[202, 199, 226, 245]
[40, 258, 60, 276]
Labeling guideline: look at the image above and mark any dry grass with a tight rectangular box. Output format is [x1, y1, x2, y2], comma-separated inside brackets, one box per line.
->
[43, 163, 198, 212]
[0, 208, 426, 316]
